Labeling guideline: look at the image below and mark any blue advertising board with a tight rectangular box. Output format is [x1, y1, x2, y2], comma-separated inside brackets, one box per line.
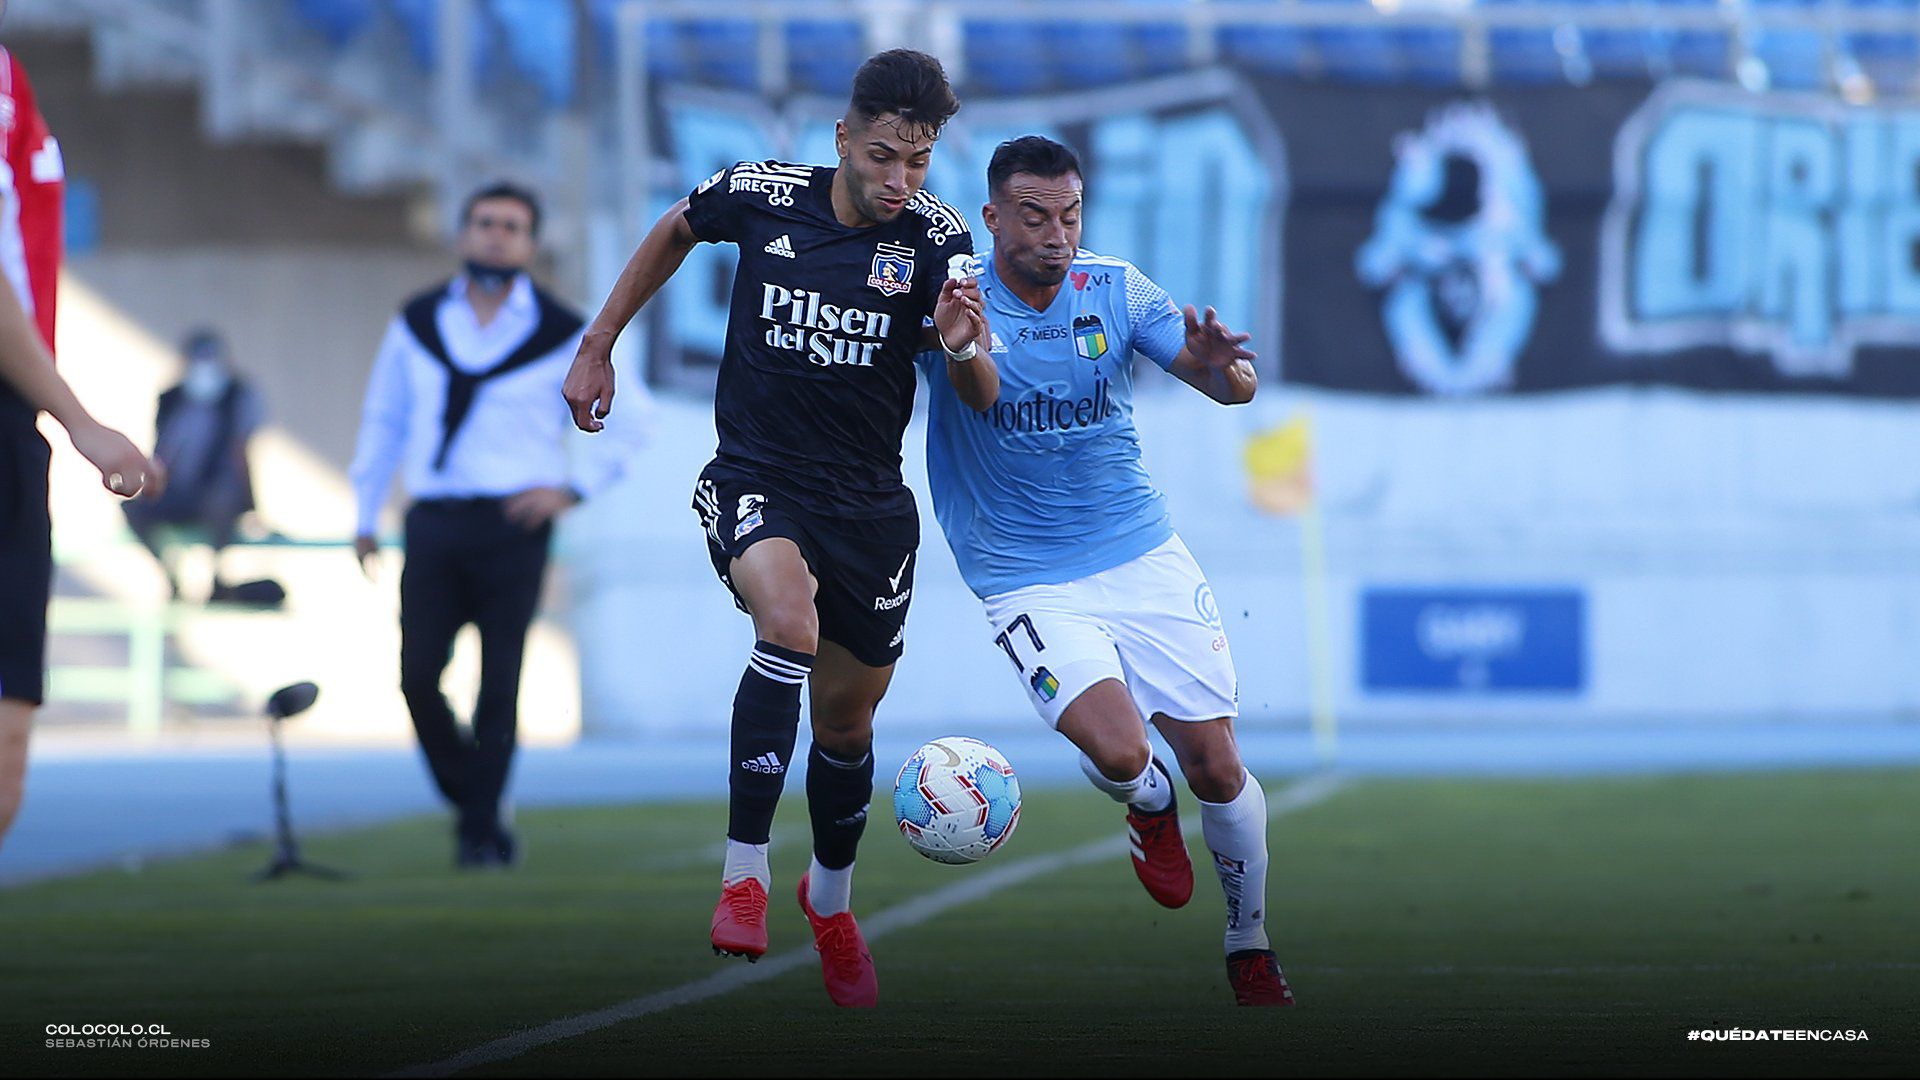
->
[1362, 588, 1586, 693]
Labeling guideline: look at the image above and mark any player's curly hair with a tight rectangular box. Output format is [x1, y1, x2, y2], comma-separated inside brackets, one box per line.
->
[848, 49, 960, 139]
[988, 136, 1083, 198]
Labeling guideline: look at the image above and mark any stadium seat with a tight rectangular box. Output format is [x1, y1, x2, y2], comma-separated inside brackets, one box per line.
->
[787, 20, 865, 95]
[1398, 26, 1463, 86]
[1751, 28, 1829, 90]
[1046, 20, 1138, 87]
[294, 0, 377, 48]
[490, 0, 577, 106]
[383, 0, 499, 82]
[1634, 0, 1731, 79]
[585, 1, 696, 83]
[385, 0, 438, 69]
[1846, 30, 1919, 93]
[688, 21, 760, 91]
[1129, 20, 1191, 78]
[1583, 25, 1655, 80]
[1216, 23, 1314, 77]
[1213, 0, 1312, 77]
[1626, 23, 1732, 80]
[1314, 26, 1400, 83]
[1490, 28, 1575, 86]
[963, 21, 1052, 94]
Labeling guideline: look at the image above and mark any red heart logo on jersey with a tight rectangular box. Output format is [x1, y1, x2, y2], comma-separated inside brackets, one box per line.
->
[1070, 270, 1090, 291]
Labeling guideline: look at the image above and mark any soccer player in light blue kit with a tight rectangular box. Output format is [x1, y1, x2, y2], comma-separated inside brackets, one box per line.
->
[921, 136, 1289, 1006]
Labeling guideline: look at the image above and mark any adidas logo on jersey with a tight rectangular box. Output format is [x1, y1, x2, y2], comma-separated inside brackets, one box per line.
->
[739, 752, 785, 775]
[764, 234, 796, 259]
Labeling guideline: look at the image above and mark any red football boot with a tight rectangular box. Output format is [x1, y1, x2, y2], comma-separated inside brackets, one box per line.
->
[1226, 948, 1296, 1007]
[1125, 760, 1194, 909]
[796, 874, 878, 1008]
[710, 878, 769, 961]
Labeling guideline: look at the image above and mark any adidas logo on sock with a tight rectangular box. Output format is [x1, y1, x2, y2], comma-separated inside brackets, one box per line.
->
[764, 234, 796, 258]
[740, 752, 786, 775]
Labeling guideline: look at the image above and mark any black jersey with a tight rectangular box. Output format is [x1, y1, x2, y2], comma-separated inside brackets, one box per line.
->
[684, 159, 973, 518]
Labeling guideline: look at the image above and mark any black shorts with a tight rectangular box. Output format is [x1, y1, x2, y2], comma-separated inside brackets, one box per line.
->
[0, 424, 52, 705]
[692, 463, 918, 669]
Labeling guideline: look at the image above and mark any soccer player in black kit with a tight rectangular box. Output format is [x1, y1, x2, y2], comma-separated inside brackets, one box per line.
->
[563, 50, 997, 1008]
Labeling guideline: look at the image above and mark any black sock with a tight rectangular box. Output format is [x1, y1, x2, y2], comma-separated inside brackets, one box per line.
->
[727, 641, 812, 844]
[806, 741, 874, 871]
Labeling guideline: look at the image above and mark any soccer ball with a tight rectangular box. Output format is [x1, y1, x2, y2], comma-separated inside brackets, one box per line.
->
[892, 736, 1022, 864]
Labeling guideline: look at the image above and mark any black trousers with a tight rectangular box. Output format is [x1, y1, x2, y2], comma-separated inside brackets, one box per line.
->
[399, 498, 552, 843]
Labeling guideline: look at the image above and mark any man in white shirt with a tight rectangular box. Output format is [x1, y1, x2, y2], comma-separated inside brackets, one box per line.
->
[349, 182, 641, 869]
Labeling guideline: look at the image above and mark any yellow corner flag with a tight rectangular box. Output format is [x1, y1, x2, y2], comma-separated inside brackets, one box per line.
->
[1242, 411, 1338, 766]
[1243, 413, 1316, 516]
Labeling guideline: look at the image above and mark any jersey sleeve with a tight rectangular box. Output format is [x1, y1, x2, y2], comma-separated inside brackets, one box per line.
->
[909, 192, 975, 308]
[1125, 263, 1186, 371]
[682, 161, 754, 244]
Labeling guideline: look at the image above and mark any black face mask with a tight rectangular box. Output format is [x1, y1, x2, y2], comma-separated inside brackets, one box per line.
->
[464, 260, 519, 292]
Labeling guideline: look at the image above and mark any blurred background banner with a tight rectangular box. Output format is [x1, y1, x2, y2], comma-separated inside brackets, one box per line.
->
[12, 0, 1920, 742]
[643, 71, 1920, 398]
[1276, 79, 1920, 396]
[644, 70, 1282, 391]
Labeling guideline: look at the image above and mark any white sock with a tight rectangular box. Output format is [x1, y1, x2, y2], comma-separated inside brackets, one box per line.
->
[1079, 752, 1173, 813]
[1199, 771, 1271, 954]
[722, 839, 770, 889]
[807, 856, 854, 917]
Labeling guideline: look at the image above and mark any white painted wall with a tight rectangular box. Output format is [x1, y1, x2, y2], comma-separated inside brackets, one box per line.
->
[560, 377, 1920, 735]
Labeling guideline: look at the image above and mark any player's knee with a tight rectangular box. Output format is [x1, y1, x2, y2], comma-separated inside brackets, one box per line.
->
[811, 694, 876, 747]
[0, 743, 24, 828]
[811, 725, 872, 762]
[752, 605, 818, 655]
[1088, 738, 1151, 782]
[0, 716, 30, 773]
[1184, 752, 1246, 803]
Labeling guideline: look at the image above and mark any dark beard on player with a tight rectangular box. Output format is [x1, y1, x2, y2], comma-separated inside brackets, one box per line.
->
[463, 259, 519, 292]
[1022, 257, 1068, 288]
[858, 190, 897, 223]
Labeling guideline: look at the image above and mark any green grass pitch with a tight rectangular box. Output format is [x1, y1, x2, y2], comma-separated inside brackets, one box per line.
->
[4, 770, 1915, 1076]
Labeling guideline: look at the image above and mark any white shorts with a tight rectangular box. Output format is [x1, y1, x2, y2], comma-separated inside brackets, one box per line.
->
[980, 535, 1239, 729]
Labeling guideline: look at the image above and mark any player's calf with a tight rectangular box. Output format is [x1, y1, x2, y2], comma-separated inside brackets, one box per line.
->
[804, 741, 873, 919]
[0, 702, 32, 849]
[712, 639, 812, 961]
[1196, 768, 1273, 955]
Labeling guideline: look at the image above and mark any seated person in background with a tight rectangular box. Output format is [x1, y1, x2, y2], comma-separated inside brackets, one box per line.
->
[124, 329, 265, 601]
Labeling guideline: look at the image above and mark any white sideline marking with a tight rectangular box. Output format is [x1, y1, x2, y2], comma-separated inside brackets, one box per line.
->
[390, 773, 1349, 1078]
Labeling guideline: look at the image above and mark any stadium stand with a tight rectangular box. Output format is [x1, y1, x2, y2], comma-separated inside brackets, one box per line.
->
[262, 1, 1920, 101]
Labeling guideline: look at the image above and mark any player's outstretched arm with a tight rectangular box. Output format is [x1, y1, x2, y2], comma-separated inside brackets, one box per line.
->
[1168, 304, 1258, 406]
[933, 276, 999, 411]
[0, 273, 163, 498]
[564, 198, 701, 432]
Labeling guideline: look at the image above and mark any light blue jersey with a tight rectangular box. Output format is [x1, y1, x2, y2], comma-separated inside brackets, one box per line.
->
[920, 248, 1188, 598]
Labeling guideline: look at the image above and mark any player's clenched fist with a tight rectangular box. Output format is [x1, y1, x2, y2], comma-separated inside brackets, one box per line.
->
[563, 332, 617, 432]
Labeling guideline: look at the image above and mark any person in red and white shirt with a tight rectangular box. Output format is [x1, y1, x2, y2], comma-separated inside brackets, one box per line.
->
[0, 29, 164, 854]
